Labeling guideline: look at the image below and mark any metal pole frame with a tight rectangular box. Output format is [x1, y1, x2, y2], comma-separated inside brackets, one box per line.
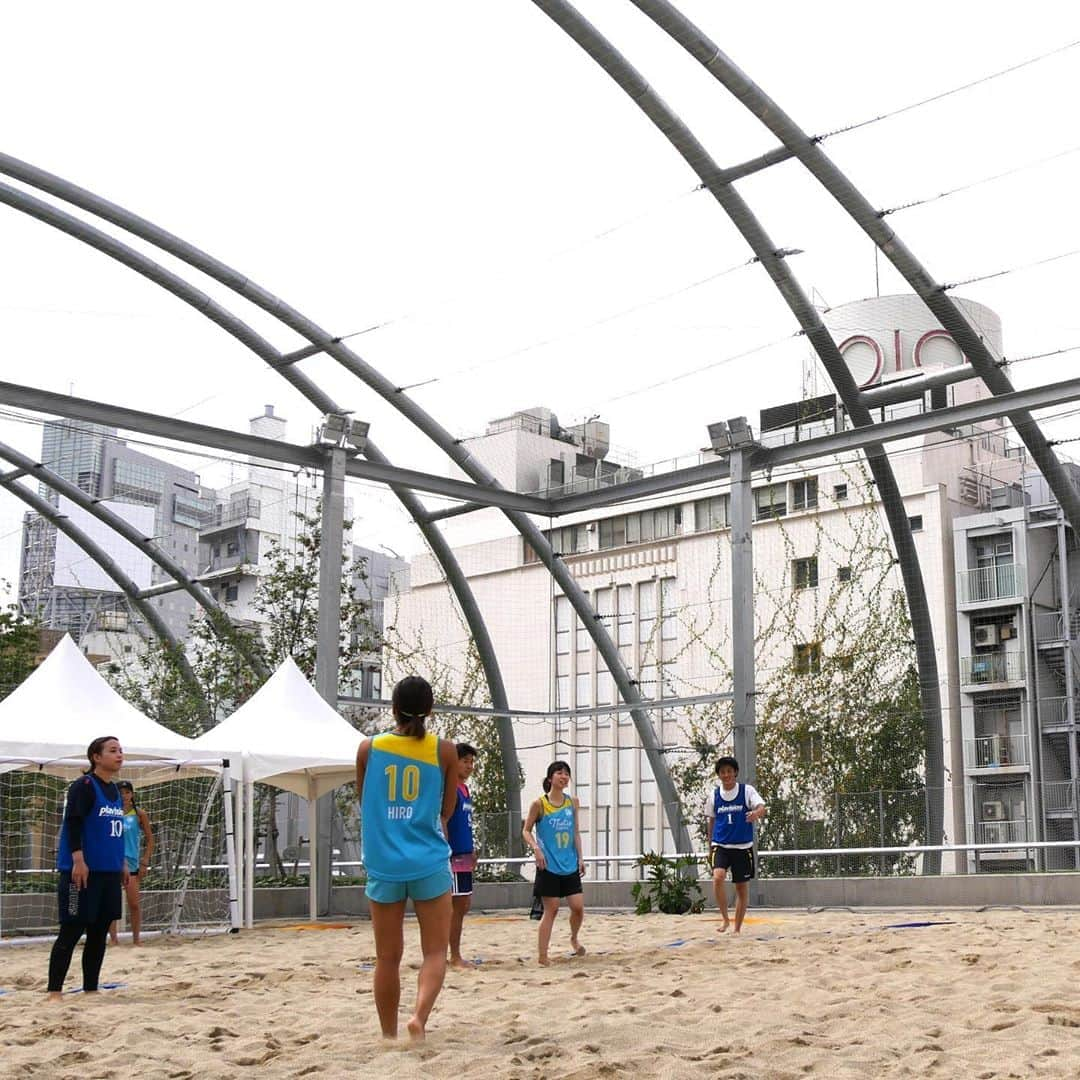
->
[626, 0, 1080, 536]
[1, 474, 209, 725]
[0, 440, 269, 680]
[530, 0, 946, 869]
[0, 160, 524, 853]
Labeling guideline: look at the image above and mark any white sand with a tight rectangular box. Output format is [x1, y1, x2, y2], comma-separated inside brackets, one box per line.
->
[2, 907, 1079, 1078]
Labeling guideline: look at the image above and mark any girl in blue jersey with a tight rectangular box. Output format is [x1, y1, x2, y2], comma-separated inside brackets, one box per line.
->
[522, 760, 585, 966]
[704, 756, 766, 935]
[356, 675, 458, 1040]
[47, 736, 128, 1000]
[447, 742, 477, 970]
[109, 781, 154, 946]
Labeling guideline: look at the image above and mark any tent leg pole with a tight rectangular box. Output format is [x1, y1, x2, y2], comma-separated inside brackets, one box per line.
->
[307, 779, 318, 922]
[245, 779, 255, 929]
[234, 771, 244, 929]
[221, 762, 240, 932]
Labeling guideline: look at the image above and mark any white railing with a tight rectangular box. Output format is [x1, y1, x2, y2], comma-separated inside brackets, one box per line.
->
[959, 563, 1023, 604]
[1044, 781, 1077, 813]
[1039, 696, 1070, 729]
[961, 652, 1024, 684]
[973, 820, 1030, 846]
[965, 733, 1028, 769]
[1035, 610, 1066, 643]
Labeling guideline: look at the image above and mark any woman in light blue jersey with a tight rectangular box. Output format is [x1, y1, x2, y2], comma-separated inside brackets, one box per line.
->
[522, 760, 585, 966]
[109, 781, 154, 946]
[356, 675, 457, 1041]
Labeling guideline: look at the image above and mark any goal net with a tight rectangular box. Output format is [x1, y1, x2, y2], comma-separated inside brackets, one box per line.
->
[0, 762, 238, 940]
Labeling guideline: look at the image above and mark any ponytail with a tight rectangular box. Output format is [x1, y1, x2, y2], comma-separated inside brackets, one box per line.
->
[392, 676, 434, 739]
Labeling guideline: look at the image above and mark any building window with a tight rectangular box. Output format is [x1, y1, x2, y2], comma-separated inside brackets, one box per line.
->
[599, 507, 680, 550]
[525, 524, 588, 563]
[555, 596, 570, 656]
[616, 585, 633, 648]
[798, 731, 823, 763]
[791, 477, 818, 512]
[908, 515, 923, 532]
[754, 483, 787, 521]
[833, 483, 848, 501]
[224, 583, 239, 602]
[226, 541, 240, 557]
[792, 556, 819, 591]
[837, 565, 852, 583]
[659, 577, 678, 643]
[693, 494, 730, 532]
[793, 642, 822, 675]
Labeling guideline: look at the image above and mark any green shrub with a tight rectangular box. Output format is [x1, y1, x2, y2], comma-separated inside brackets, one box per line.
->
[631, 852, 705, 915]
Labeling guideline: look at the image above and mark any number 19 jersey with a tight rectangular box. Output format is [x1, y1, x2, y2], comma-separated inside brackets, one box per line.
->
[361, 732, 450, 881]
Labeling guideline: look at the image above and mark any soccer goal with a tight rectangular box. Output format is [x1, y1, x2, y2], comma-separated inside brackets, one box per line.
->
[0, 760, 240, 940]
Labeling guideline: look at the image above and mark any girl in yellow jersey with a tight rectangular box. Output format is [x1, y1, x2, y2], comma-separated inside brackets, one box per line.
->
[356, 676, 458, 1040]
[522, 760, 586, 966]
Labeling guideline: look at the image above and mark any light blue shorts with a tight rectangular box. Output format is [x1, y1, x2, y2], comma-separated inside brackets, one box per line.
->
[365, 866, 452, 904]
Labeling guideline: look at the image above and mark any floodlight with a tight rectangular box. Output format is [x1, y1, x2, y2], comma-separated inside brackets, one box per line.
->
[705, 421, 731, 453]
[726, 416, 755, 449]
[345, 419, 370, 453]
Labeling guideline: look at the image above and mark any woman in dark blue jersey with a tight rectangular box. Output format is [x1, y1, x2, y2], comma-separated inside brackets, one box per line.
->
[356, 676, 458, 1040]
[47, 735, 128, 1000]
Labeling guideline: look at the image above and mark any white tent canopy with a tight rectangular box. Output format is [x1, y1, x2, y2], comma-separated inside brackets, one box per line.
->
[194, 658, 363, 925]
[0, 634, 220, 776]
[195, 657, 361, 798]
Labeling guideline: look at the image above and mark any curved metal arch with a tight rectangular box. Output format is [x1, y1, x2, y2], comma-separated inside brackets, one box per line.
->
[0, 440, 270, 680]
[529, 0, 946, 861]
[0, 174, 522, 839]
[2, 475, 211, 727]
[627, 0, 1080, 535]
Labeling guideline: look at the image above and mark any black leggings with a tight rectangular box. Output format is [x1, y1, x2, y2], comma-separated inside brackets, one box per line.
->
[47, 917, 112, 993]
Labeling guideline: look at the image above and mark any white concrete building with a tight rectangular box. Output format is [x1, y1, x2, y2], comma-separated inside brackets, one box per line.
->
[391, 296, 1036, 873]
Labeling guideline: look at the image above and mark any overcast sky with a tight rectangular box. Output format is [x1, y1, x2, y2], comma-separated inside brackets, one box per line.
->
[2, 1, 1079, 603]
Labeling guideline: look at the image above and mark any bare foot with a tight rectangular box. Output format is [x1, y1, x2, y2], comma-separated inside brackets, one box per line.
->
[109, 938, 119, 946]
[718, 920, 730, 934]
[570, 942, 586, 957]
[406, 1015, 425, 1041]
[380, 1030, 398, 1041]
[46, 992, 63, 1003]
[449, 957, 474, 970]
[538, 955, 550, 967]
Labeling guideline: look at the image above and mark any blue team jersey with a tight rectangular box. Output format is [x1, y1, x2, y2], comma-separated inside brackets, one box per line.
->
[711, 783, 755, 846]
[122, 811, 142, 869]
[447, 784, 473, 856]
[361, 732, 450, 881]
[536, 793, 578, 875]
[57, 774, 125, 872]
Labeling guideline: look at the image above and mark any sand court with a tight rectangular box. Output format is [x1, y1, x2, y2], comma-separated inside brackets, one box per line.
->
[2, 907, 1080, 1078]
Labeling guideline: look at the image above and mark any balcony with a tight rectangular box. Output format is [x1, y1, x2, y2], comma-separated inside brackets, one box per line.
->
[1039, 696, 1071, 733]
[960, 652, 1025, 686]
[964, 733, 1029, 771]
[958, 563, 1024, 605]
[1044, 781, 1077, 814]
[201, 497, 262, 534]
[972, 819, 1030, 846]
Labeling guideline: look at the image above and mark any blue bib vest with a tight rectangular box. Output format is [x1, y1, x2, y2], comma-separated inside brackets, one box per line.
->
[361, 732, 450, 881]
[447, 784, 473, 856]
[122, 810, 142, 867]
[57, 774, 125, 872]
[712, 783, 754, 846]
[536, 793, 578, 875]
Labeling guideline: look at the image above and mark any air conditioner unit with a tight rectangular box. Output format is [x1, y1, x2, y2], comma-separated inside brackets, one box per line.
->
[973, 625, 999, 647]
[982, 800, 1006, 821]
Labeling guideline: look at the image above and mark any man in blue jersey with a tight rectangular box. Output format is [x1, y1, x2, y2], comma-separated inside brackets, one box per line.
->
[447, 742, 477, 970]
[704, 756, 766, 935]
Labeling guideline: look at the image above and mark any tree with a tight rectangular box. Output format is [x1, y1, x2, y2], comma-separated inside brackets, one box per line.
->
[0, 593, 37, 702]
[666, 462, 926, 872]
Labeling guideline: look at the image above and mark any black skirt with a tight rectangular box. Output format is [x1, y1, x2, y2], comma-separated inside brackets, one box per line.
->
[57, 871, 123, 926]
